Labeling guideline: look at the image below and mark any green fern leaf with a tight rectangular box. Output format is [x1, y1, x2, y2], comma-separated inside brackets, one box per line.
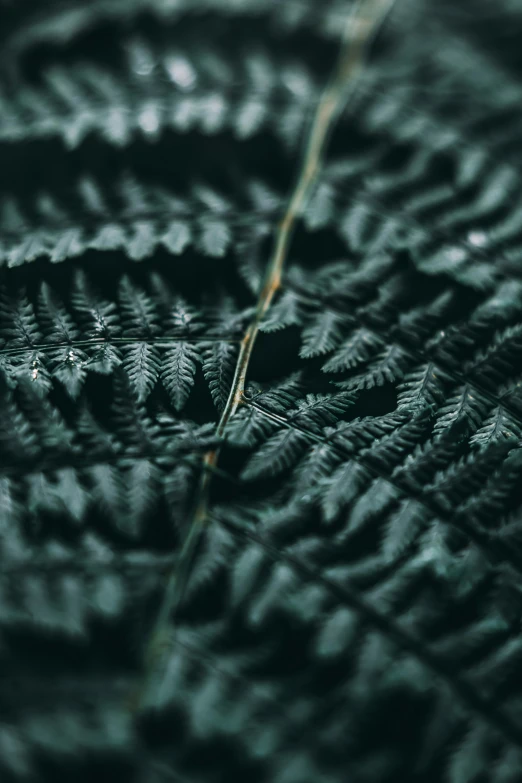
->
[161, 342, 200, 411]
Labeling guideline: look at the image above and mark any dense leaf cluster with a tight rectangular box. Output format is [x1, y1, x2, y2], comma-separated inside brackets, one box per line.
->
[1, 1, 522, 782]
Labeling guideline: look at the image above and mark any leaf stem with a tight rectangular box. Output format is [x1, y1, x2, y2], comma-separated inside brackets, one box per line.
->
[136, 0, 396, 710]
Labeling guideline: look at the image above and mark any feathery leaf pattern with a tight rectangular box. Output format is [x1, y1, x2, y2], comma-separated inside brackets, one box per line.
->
[1, 1, 522, 782]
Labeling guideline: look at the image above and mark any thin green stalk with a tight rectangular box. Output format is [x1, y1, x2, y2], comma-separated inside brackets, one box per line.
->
[135, 0, 397, 711]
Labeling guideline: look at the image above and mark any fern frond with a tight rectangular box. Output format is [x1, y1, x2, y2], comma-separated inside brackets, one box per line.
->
[322, 326, 385, 374]
[345, 478, 400, 537]
[339, 343, 413, 390]
[426, 442, 514, 513]
[299, 309, 345, 358]
[470, 405, 522, 448]
[71, 269, 121, 338]
[381, 499, 431, 562]
[433, 384, 489, 435]
[241, 428, 311, 481]
[201, 341, 237, 413]
[360, 410, 430, 472]
[1, 26, 323, 148]
[289, 391, 357, 432]
[259, 289, 303, 333]
[0, 174, 281, 267]
[0, 284, 41, 347]
[122, 343, 161, 402]
[0, 271, 244, 403]
[466, 324, 522, 388]
[224, 403, 277, 448]
[397, 363, 449, 410]
[394, 289, 456, 346]
[161, 342, 200, 411]
[292, 435, 344, 496]
[118, 276, 160, 337]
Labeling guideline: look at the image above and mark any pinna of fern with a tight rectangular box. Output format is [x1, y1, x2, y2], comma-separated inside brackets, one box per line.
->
[0, 267, 248, 409]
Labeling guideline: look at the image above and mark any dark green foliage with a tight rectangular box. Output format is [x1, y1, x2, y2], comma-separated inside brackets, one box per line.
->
[1, 1, 522, 782]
